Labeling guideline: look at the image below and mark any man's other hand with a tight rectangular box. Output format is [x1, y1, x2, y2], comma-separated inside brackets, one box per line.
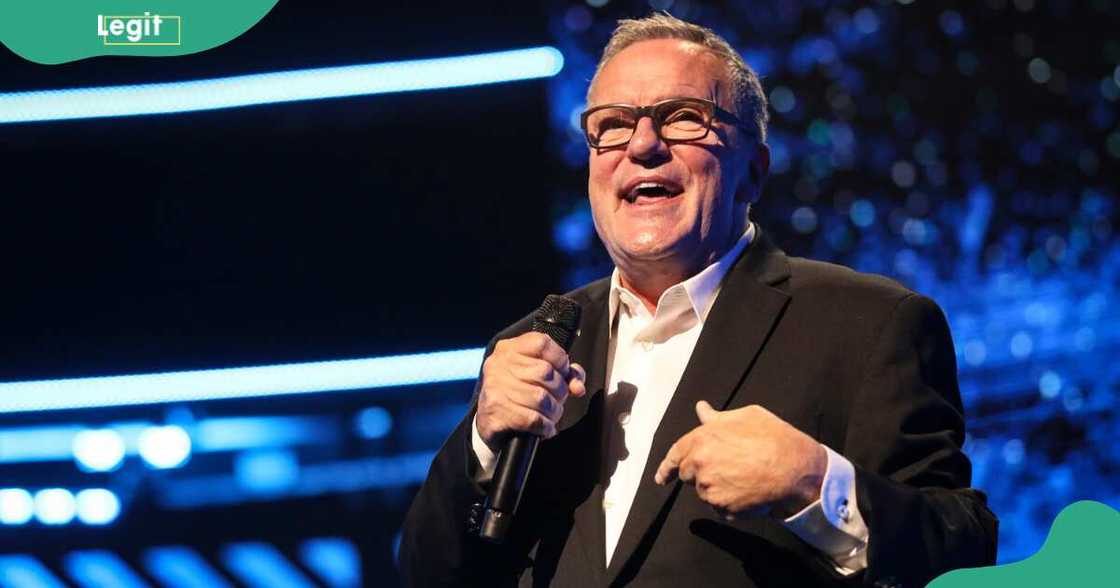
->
[654, 401, 827, 519]
[475, 332, 587, 450]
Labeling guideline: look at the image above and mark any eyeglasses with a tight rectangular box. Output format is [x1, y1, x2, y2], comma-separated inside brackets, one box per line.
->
[579, 97, 752, 149]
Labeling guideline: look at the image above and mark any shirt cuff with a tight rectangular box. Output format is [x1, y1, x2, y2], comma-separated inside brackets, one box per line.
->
[782, 445, 869, 575]
[470, 414, 499, 482]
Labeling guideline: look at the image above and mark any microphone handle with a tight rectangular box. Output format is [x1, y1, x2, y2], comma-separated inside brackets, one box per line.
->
[478, 432, 538, 541]
[476, 293, 581, 543]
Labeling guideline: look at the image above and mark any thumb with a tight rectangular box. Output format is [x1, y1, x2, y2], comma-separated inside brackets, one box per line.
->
[569, 362, 587, 383]
[696, 400, 719, 424]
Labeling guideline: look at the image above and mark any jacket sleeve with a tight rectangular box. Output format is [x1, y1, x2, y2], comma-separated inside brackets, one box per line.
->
[843, 294, 998, 588]
[398, 322, 536, 587]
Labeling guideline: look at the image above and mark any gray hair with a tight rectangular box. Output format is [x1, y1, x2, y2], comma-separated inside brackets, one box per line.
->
[588, 13, 769, 144]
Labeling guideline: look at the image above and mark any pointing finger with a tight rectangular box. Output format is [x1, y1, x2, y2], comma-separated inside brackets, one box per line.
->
[695, 400, 720, 424]
[655, 433, 694, 485]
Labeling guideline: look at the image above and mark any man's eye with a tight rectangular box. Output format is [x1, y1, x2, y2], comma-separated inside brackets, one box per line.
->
[665, 108, 704, 123]
[597, 116, 631, 131]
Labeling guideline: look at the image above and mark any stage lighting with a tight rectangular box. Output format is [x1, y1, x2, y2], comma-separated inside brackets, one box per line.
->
[138, 425, 192, 469]
[234, 450, 299, 495]
[0, 347, 485, 413]
[33, 488, 76, 525]
[64, 551, 149, 588]
[72, 429, 126, 472]
[354, 407, 393, 440]
[144, 546, 235, 588]
[0, 489, 34, 525]
[0, 47, 564, 124]
[299, 538, 360, 588]
[75, 489, 121, 525]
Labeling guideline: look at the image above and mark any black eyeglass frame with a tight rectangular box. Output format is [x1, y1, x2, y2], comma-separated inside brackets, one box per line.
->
[579, 97, 754, 149]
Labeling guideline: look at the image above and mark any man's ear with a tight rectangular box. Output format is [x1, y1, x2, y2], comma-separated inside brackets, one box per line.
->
[735, 143, 771, 205]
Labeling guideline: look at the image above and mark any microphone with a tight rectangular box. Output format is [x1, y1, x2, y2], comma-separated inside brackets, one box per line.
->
[478, 294, 582, 543]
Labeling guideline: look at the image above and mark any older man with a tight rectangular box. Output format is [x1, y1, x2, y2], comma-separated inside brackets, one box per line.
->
[400, 14, 997, 588]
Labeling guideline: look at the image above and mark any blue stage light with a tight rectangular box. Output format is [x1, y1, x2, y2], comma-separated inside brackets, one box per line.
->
[0, 425, 82, 463]
[33, 488, 77, 525]
[144, 546, 235, 588]
[0, 488, 34, 525]
[963, 340, 987, 367]
[75, 489, 121, 525]
[791, 207, 819, 234]
[72, 429, 127, 472]
[222, 542, 317, 588]
[234, 450, 299, 495]
[64, 550, 149, 588]
[0, 47, 564, 124]
[354, 407, 393, 440]
[1009, 331, 1034, 359]
[1039, 371, 1062, 399]
[849, 199, 876, 228]
[299, 538, 361, 588]
[770, 86, 797, 114]
[0, 347, 485, 413]
[0, 555, 67, 588]
[196, 416, 337, 452]
[138, 426, 192, 469]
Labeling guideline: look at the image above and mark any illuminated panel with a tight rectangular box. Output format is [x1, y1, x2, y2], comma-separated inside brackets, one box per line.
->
[0, 348, 485, 413]
[143, 546, 233, 588]
[298, 538, 360, 588]
[0, 554, 68, 588]
[0, 426, 81, 463]
[0, 47, 564, 124]
[63, 550, 149, 588]
[195, 416, 338, 452]
[221, 543, 316, 588]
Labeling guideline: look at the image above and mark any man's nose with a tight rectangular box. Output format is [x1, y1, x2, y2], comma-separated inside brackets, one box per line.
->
[626, 116, 670, 163]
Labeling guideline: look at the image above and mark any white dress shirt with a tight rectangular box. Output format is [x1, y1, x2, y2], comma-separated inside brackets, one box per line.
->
[473, 223, 869, 573]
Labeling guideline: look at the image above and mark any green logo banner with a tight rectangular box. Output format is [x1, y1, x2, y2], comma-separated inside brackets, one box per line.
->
[0, 1, 279, 65]
[930, 500, 1119, 587]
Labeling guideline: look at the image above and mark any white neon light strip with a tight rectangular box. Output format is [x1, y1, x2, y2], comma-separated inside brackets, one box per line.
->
[0, 46, 564, 124]
[0, 348, 485, 413]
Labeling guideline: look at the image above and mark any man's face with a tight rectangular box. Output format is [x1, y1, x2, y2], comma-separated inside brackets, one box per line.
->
[587, 39, 759, 276]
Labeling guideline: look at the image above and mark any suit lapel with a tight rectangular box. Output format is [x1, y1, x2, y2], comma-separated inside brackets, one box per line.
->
[556, 281, 610, 583]
[604, 233, 792, 585]
[558, 281, 610, 433]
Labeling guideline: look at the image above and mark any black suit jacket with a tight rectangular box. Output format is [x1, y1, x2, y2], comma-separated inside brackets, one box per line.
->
[400, 230, 998, 587]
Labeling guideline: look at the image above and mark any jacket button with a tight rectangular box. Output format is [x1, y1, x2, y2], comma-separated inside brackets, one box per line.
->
[466, 502, 483, 534]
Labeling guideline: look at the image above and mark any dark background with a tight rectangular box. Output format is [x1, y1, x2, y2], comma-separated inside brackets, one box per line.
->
[2, 1, 562, 381]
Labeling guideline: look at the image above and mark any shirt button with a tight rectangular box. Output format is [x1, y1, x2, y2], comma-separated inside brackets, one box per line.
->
[618, 412, 631, 426]
[640, 340, 653, 351]
[603, 499, 614, 510]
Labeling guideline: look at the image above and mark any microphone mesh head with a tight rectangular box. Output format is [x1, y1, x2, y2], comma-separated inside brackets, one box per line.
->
[532, 295, 582, 351]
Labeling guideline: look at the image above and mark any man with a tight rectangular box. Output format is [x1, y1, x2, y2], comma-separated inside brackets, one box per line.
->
[400, 14, 997, 588]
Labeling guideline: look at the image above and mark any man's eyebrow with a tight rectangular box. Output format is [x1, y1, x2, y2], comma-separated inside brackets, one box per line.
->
[585, 86, 720, 108]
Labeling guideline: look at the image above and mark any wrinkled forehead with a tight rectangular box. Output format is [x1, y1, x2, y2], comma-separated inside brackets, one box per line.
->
[587, 39, 733, 108]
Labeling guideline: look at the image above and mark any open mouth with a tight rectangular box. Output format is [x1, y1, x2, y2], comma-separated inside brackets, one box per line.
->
[622, 180, 683, 203]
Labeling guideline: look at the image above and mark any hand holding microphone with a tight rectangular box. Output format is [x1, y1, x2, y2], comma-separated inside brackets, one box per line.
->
[475, 295, 583, 542]
[475, 334, 586, 446]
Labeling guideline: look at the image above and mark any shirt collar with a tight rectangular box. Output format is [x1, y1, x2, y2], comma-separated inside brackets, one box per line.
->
[608, 222, 755, 328]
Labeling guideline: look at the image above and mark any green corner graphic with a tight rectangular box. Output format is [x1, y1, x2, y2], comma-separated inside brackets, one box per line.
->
[0, 1, 278, 65]
[930, 500, 1120, 587]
